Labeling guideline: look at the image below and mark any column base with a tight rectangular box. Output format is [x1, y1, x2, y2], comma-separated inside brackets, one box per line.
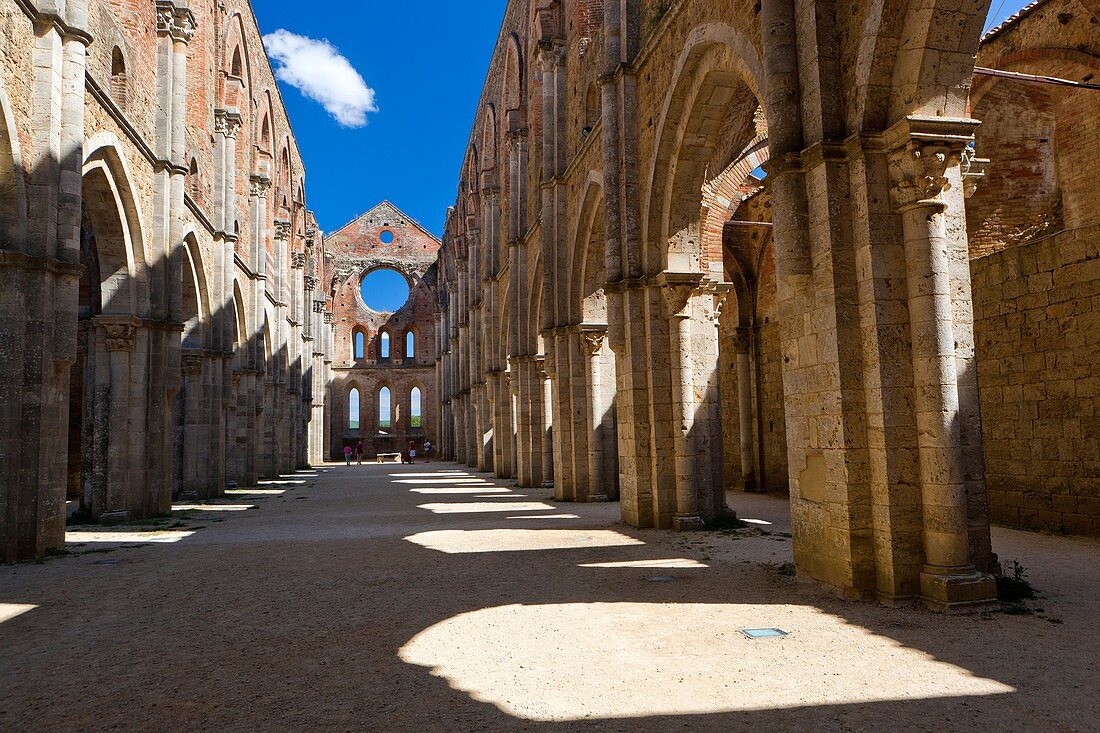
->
[673, 513, 706, 531]
[920, 566, 998, 613]
[587, 493, 610, 503]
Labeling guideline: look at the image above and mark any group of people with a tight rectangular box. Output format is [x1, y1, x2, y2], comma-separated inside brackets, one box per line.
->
[342, 439, 432, 466]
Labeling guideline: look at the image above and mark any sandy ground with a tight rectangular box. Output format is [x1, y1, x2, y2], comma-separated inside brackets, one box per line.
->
[1, 463, 1097, 732]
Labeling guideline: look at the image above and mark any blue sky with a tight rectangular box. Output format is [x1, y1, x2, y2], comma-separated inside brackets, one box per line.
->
[254, 0, 508, 238]
[254, 0, 1031, 240]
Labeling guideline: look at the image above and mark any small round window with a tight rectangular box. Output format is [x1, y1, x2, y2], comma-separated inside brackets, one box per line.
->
[379, 229, 395, 244]
[360, 268, 410, 313]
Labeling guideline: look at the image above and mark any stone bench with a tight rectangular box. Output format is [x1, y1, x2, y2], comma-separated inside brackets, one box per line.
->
[376, 453, 402, 464]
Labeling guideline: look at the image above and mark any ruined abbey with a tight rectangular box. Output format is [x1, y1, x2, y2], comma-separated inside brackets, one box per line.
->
[1, 0, 1097, 606]
[2, 0, 1100, 728]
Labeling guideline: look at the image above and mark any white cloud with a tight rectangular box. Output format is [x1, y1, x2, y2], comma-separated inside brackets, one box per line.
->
[263, 29, 378, 127]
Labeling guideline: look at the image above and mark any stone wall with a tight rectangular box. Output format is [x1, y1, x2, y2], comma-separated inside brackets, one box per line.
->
[972, 227, 1100, 536]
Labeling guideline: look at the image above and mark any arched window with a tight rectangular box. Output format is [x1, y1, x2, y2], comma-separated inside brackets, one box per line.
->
[378, 387, 392, 429]
[348, 388, 360, 430]
[230, 46, 243, 78]
[411, 387, 423, 429]
[188, 157, 200, 199]
[405, 330, 415, 360]
[110, 47, 128, 109]
[380, 331, 390, 359]
[353, 330, 365, 360]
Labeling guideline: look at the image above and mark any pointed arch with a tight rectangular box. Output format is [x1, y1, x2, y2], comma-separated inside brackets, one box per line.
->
[82, 133, 150, 316]
[642, 24, 765, 275]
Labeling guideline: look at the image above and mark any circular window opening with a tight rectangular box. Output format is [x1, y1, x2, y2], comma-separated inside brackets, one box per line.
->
[360, 268, 410, 313]
[379, 229, 395, 245]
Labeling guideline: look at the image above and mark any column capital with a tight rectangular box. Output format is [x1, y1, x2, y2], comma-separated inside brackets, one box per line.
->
[97, 317, 139, 352]
[290, 251, 306, 269]
[273, 219, 292, 241]
[181, 350, 205, 376]
[578, 326, 608, 356]
[885, 116, 979, 212]
[961, 146, 989, 200]
[155, 1, 197, 44]
[655, 271, 706, 319]
[303, 275, 318, 292]
[250, 174, 272, 199]
[215, 108, 243, 139]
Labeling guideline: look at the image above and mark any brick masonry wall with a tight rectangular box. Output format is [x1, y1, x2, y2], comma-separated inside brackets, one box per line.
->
[972, 226, 1100, 536]
[326, 202, 440, 459]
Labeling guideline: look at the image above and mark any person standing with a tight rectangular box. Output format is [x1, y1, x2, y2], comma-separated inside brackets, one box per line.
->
[408, 440, 417, 464]
[343, 444, 352, 466]
[355, 441, 364, 465]
[423, 439, 432, 463]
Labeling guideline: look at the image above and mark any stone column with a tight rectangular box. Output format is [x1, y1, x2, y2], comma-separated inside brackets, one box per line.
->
[886, 118, 996, 611]
[179, 350, 205, 496]
[660, 275, 707, 530]
[733, 326, 758, 491]
[100, 319, 136, 518]
[581, 327, 610, 501]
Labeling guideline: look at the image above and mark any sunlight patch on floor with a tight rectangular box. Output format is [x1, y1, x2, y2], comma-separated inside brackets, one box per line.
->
[257, 479, 307, 486]
[417, 502, 556, 514]
[578, 558, 708, 568]
[410, 487, 513, 495]
[393, 478, 495, 485]
[393, 473, 475, 479]
[225, 489, 286, 496]
[66, 530, 195, 544]
[506, 514, 580, 520]
[400, 602, 1014, 721]
[172, 504, 256, 512]
[0, 603, 36, 624]
[404, 529, 645, 554]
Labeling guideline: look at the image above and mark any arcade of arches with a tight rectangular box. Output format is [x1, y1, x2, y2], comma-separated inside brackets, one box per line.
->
[0, 0, 333, 562]
[1, 0, 1099, 619]
[436, 0, 1100, 612]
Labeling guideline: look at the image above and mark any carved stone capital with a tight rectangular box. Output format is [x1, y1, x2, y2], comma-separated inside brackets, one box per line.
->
[313, 299, 327, 314]
[101, 322, 136, 352]
[885, 116, 980, 212]
[961, 146, 990, 200]
[290, 252, 306, 269]
[303, 275, 318, 292]
[250, 174, 272, 199]
[323, 310, 335, 325]
[181, 351, 205, 376]
[273, 219, 292, 241]
[156, 1, 197, 44]
[656, 272, 705, 320]
[215, 109, 243, 139]
[578, 327, 607, 357]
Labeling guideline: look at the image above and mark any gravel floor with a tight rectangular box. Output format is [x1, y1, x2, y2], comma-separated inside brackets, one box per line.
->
[1, 463, 1097, 732]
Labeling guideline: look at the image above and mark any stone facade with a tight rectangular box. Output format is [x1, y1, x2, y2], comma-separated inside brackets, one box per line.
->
[0, 0, 333, 562]
[325, 202, 440, 459]
[435, 0, 1039, 612]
